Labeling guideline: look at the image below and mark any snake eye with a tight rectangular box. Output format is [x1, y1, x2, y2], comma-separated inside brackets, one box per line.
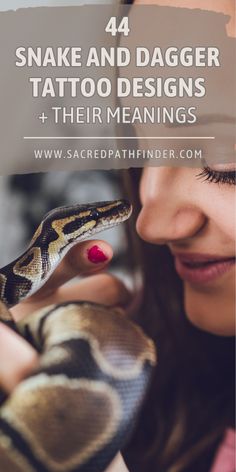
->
[91, 209, 100, 219]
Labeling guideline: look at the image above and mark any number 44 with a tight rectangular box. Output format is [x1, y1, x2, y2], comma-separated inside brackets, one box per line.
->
[105, 17, 130, 36]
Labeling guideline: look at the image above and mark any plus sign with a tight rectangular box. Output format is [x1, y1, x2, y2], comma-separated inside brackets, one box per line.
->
[38, 112, 48, 124]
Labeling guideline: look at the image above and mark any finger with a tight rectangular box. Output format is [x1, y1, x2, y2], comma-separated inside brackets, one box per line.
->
[12, 274, 132, 321]
[29, 240, 113, 300]
[54, 274, 132, 307]
[0, 323, 39, 393]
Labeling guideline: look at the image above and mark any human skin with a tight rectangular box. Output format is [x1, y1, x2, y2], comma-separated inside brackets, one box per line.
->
[1, 238, 130, 392]
[0, 239, 130, 472]
[0, 1, 234, 471]
[133, 0, 235, 337]
[2, 172, 234, 460]
[136, 165, 235, 336]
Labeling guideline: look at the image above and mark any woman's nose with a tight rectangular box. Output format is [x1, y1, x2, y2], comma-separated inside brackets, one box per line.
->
[136, 168, 206, 245]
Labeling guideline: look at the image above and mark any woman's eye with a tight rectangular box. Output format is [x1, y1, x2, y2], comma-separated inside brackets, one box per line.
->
[196, 166, 236, 186]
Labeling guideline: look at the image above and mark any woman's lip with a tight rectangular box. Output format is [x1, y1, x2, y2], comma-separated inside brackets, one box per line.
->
[173, 253, 235, 285]
[172, 252, 235, 263]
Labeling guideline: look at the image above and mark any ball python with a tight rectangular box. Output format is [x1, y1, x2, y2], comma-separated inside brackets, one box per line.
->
[0, 199, 156, 472]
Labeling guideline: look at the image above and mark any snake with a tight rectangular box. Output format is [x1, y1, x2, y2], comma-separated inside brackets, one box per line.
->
[0, 199, 156, 472]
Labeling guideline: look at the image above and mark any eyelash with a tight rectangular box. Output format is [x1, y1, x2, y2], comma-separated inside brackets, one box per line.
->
[197, 166, 236, 186]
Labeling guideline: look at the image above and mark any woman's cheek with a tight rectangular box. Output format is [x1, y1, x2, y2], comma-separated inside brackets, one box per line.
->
[184, 272, 235, 336]
[196, 178, 234, 227]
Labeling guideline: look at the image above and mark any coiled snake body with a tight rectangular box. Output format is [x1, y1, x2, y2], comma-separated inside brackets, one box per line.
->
[0, 200, 156, 472]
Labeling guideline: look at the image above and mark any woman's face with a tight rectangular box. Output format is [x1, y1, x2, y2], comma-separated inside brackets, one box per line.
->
[133, 0, 235, 336]
[136, 166, 235, 336]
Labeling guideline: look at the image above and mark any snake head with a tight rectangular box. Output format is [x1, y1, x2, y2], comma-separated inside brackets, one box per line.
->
[36, 199, 133, 243]
[0, 200, 133, 307]
[85, 199, 133, 233]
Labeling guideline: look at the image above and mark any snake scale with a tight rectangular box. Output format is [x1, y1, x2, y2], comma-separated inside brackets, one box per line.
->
[0, 199, 156, 472]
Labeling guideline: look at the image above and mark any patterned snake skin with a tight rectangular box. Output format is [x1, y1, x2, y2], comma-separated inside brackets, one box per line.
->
[0, 200, 156, 472]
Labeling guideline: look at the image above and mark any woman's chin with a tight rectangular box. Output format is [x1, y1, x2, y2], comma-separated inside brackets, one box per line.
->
[184, 283, 235, 337]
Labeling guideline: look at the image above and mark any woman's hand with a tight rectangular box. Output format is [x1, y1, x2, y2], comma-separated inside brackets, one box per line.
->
[0, 239, 131, 471]
[0, 321, 38, 393]
[2, 238, 132, 385]
[11, 239, 132, 321]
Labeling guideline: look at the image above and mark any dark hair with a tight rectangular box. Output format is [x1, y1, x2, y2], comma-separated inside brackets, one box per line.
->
[122, 169, 235, 472]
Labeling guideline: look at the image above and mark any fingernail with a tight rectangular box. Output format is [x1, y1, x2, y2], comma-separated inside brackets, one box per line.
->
[87, 245, 108, 264]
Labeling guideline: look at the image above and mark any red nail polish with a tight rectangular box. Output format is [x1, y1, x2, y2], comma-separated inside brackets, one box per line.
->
[87, 245, 108, 264]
